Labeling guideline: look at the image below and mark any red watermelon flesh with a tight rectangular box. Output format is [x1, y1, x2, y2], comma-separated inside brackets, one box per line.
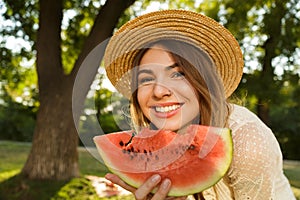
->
[93, 125, 233, 196]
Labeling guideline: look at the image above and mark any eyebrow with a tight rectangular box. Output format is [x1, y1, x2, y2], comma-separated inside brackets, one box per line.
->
[165, 63, 179, 71]
[137, 63, 178, 76]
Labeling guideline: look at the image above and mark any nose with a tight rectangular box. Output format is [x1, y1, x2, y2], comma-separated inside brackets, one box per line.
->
[152, 83, 172, 99]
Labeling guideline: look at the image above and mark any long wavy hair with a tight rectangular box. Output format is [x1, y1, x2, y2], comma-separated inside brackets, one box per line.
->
[129, 39, 230, 132]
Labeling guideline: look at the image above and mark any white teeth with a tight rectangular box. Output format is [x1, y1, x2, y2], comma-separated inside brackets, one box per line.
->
[155, 105, 180, 113]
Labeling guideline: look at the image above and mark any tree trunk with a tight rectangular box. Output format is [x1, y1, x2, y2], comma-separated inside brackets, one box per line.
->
[22, 0, 136, 180]
[257, 99, 270, 126]
[256, 0, 285, 126]
[22, 81, 79, 180]
[21, 0, 78, 180]
[257, 36, 274, 126]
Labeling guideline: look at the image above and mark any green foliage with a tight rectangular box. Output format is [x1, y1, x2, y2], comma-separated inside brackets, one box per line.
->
[1, 0, 39, 142]
[270, 73, 300, 160]
[197, 0, 221, 20]
[235, 71, 300, 160]
[0, 88, 36, 141]
[51, 177, 99, 200]
[1, 0, 300, 162]
[2, 0, 38, 42]
[61, 0, 103, 74]
[218, 0, 300, 160]
[1, 0, 37, 96]
[79, 72, 131, 140]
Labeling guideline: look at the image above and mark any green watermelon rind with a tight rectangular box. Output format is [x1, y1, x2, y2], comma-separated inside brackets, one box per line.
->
[116, 128, 233, 196]
[94, 126, 233, 197]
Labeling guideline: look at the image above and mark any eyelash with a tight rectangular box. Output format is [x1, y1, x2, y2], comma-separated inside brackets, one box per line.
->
[137, 70, 185, 85]
[138, 77, 154, 85]
[171, 71, 185, 78]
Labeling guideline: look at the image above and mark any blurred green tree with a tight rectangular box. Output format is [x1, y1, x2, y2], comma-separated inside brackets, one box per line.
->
[1, 0, 299, 183]
[216, 0, 300, 159]
[219, 0, 300, 125]
[1, 0, 136, 180]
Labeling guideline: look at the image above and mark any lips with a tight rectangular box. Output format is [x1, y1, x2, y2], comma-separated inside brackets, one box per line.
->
[150, 103, 183, 118]
[154, 104, 181, 113]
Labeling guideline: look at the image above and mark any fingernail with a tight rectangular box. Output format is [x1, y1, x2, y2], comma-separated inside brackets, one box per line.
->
[162, 179, 171, 189]
[105, 173, 113, 180]
[151, 174, 161, 183]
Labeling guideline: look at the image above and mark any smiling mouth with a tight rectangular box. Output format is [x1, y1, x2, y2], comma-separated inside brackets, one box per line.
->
[153, 104, 182, 113]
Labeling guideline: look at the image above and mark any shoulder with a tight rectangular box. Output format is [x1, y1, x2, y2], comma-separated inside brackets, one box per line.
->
[228, 104, 271, 135]
[225, 104, 286, 199]
[228, 104, 263, 126]
[227, 104, 283, 170]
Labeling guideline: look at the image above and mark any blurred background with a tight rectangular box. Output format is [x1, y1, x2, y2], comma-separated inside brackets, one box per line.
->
[0, 0, 299, 199]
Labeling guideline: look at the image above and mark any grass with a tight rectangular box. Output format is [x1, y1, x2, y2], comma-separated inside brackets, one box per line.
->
[0, 140, 299, 200]
[0, 141, 134, 200]
[284, 160, 300, 199]
[78, 147, 108, 177]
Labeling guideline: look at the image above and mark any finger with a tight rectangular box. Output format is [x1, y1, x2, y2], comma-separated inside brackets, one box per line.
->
[134, 174, 161, 200]
[164, 196, 183, 200]
[151, 178, 171, 200]
[104, 173, 136, 192]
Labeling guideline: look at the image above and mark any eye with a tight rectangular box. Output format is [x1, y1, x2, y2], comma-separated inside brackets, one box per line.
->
[171, 71, 185, 78]
[138, 77, 155, 85]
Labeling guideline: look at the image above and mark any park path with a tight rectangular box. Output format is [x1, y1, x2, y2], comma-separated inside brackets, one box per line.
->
[86, 175, 132, 198]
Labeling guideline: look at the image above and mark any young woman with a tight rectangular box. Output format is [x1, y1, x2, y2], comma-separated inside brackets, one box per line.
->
[102, 10, 295, 200]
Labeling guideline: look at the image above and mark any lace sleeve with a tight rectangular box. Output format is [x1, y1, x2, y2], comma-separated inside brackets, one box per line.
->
[227, 120, 283, 200]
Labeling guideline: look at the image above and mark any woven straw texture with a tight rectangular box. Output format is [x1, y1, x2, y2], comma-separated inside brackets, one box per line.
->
[104, 9, 244, 98]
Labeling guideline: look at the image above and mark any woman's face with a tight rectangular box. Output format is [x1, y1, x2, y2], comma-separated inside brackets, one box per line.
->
[136, 45, 200, 132]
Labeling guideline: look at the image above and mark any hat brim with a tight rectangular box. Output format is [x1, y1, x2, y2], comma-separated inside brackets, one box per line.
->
[104, 9, 244, 98]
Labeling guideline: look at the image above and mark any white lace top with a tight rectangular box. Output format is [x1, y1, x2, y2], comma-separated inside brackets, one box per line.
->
[195, 104, 295, 200]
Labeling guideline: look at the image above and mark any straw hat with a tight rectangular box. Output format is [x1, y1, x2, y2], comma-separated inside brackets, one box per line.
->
[104, 9, 244, 98]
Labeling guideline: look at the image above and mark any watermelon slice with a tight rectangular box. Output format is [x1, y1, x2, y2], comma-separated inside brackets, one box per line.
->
[93, 125, 233, 196]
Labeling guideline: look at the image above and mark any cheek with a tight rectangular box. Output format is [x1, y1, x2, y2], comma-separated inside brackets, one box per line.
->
[137, 88, 150, 113]
[181, 82, 200, 109]
[180, 82, 198, 98]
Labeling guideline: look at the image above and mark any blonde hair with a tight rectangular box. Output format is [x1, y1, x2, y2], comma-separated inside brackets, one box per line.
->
[129, 39, 230, 131]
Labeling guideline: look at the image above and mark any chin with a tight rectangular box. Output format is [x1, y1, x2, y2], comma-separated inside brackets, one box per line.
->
[154, 124, 182, 132]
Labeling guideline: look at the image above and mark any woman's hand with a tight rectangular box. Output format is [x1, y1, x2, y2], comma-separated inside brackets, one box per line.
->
[105, 173, 187, 200]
